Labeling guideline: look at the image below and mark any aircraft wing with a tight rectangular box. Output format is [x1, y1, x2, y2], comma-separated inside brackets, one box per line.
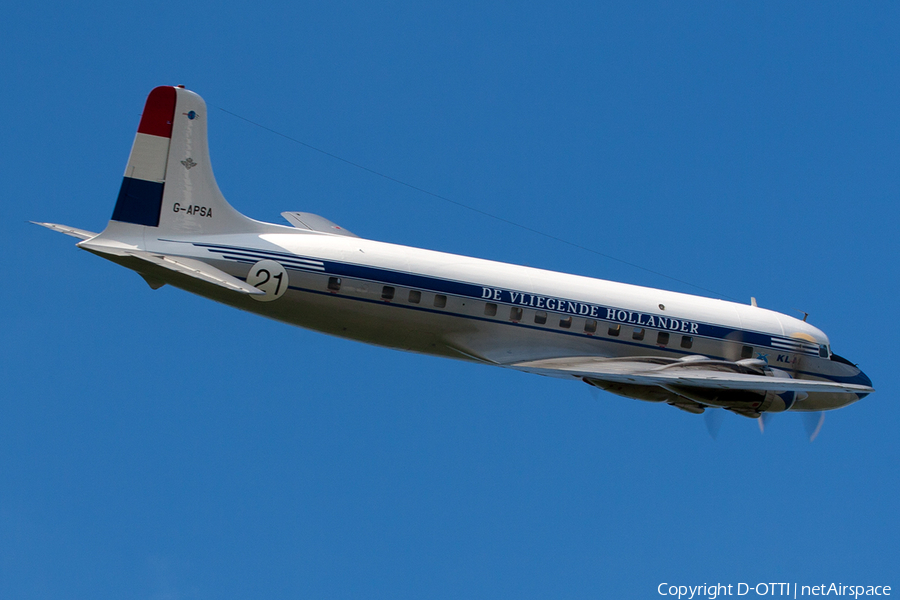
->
[512, 356, 874, 394]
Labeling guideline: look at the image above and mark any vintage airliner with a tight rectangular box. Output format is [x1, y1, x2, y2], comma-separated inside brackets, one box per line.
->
[37, 86, 873, 428]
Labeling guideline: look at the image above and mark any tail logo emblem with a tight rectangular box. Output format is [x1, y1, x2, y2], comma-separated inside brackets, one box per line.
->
[181, 157, 197, 170]
[184, 110, 198, 120]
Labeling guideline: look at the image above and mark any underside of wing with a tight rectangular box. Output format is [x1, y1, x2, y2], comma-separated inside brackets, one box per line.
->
[513, 355, 874, 394]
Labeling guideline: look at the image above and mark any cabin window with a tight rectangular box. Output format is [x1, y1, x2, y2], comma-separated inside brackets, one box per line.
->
[534, 311, 547, 325]
[327, 277, 341, 292]
[408, 290, 421, 304]
[741, 345, 753, 359]
[559, 316, 572, 329]
[510, 307, 523, 321]
[657, 332, 669, 346]
[584, 319, 597, 334]
[608, 324, 621, 337]
[434, 294, 447, 308]
[632, 328, 645, 341]
[381, 286, 395, 300]
[484, 302, 497, 316]
[681, 336, 693, 349]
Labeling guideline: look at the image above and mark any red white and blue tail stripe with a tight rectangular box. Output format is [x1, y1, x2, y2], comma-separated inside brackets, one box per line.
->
[108, 85, 262, 235]
[110, 86, 176, 227]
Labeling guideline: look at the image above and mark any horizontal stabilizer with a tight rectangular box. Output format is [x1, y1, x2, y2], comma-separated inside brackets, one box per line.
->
[78, 241, 264, 296]
[514, 356, 875, 394]
[125, 252, 266, 295]
[281, 212, 357, 237]
[32, 222, 98, 241]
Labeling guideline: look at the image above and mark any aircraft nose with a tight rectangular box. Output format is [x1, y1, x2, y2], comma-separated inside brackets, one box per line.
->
[831, 353, 873, 390]
[857, 367, 873, 391]
[847, 362, 873, 399]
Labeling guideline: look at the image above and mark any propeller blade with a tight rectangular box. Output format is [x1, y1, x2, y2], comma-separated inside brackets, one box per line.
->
[704, 408, 724, 440]
[758, 412, 773, 434]
[802, 412, 825, 442]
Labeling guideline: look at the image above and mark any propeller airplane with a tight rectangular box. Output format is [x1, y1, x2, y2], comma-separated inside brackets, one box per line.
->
[36, 86, 874, 438]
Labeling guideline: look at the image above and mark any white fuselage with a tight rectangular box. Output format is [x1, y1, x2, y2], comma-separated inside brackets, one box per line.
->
[121, 225, 867, 412]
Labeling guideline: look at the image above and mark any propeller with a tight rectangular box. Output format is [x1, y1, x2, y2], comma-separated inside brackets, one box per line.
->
[704, 408, 725, 440]
[758, 411, 824, 441]
[802, 412, 825, 442]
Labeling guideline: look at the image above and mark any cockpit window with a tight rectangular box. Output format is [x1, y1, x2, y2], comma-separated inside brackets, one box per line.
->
[819, 344, 829, 358]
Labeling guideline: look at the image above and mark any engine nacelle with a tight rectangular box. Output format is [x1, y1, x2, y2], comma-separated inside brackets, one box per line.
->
[758, 367, 805, 412]
[658, 367, 805, 415]
[584, 366, 808, 415]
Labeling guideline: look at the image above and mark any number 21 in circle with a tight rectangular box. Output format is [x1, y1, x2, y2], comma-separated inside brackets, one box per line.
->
[247, 260, 289, 302]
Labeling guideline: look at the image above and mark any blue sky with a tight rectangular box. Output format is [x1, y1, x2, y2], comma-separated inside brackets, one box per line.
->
[2, 2, 897, 598]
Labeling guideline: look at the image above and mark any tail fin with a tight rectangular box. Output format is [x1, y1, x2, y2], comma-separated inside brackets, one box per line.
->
[107, 86, 269, 236]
